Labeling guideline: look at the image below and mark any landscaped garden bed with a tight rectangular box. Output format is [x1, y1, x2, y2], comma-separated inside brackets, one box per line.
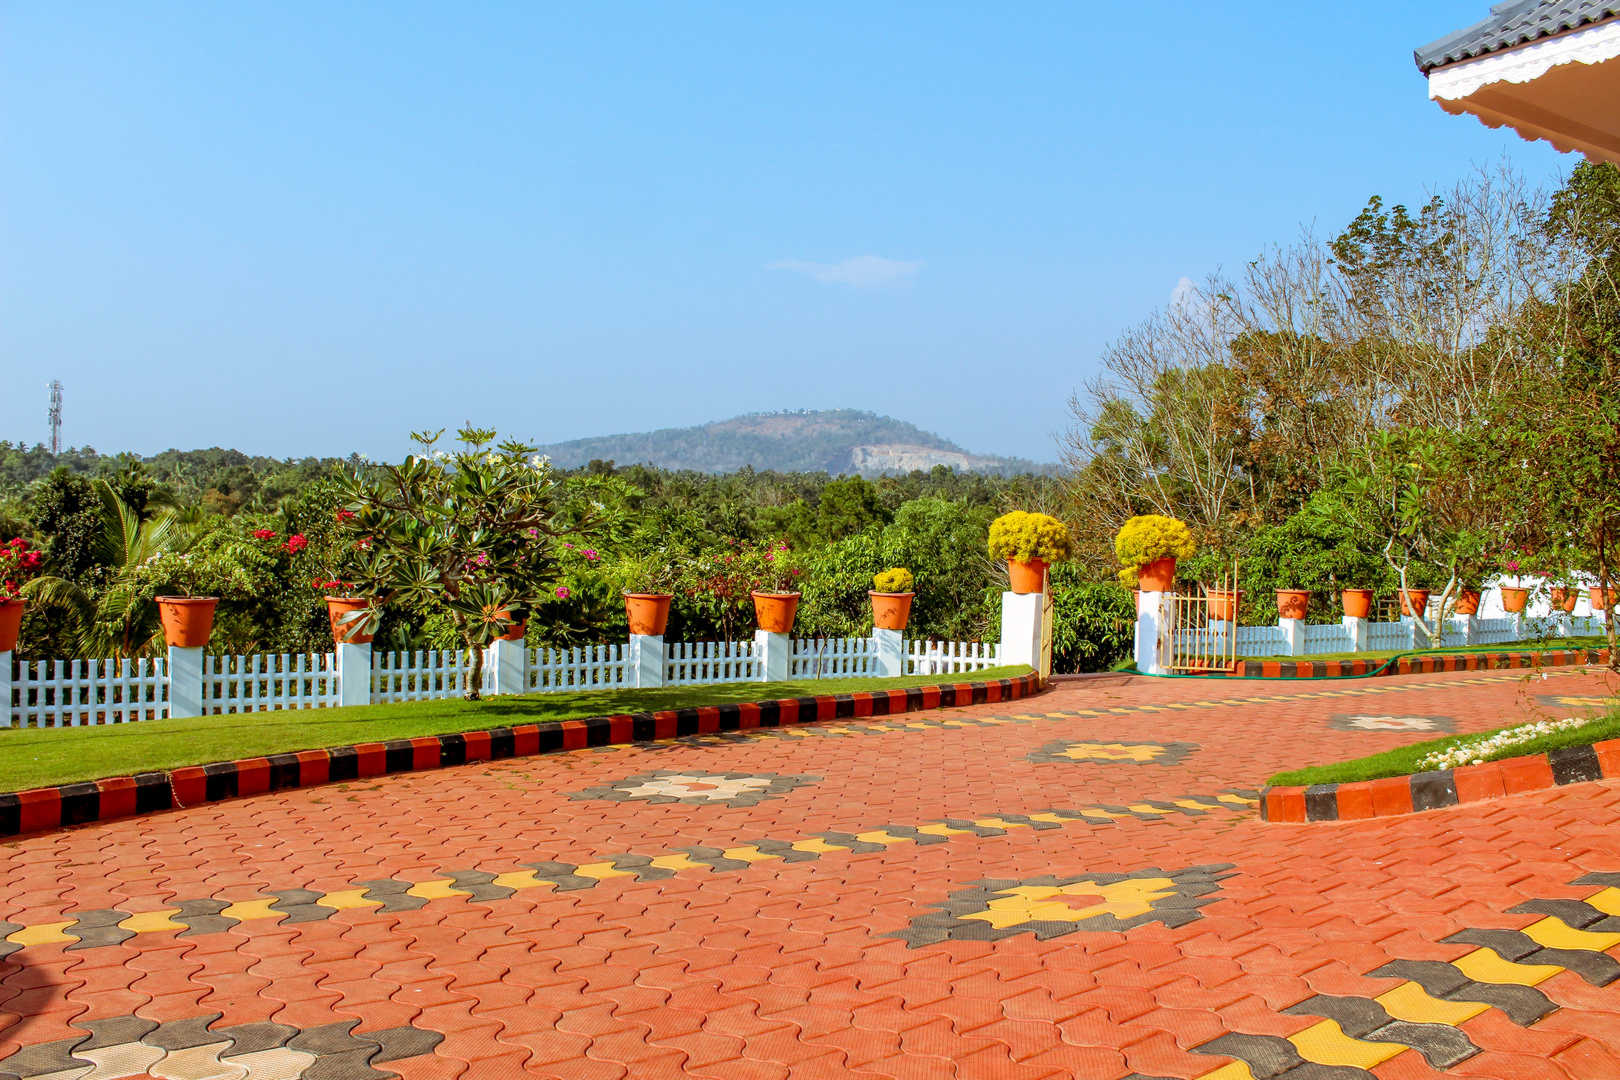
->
[1261, 695, 1620, 822]
[0, 665, 1030, 792]
[0, 666, 1037, 837]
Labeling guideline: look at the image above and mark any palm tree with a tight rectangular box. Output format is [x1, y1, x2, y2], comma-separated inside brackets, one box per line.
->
[24, 482, 193, 658]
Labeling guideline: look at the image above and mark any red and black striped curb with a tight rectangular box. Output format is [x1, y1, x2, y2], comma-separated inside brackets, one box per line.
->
[1262, 737, 1620, 823]
[1231, 647, 1610, 679]
[0, 674, 1043, 839]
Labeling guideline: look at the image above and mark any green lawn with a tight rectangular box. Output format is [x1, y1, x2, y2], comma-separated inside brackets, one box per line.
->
[0, 666, 1030, 791]
[1247, 635, 1609, 665]
[1268, 697, 1620, 787]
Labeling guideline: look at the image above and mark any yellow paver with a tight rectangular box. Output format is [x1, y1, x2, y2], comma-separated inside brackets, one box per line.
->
[115, 909, 184, 935]
[1375, 981, 1489, 1026]
[1288, 1019, 1406, 1069]
[218, 899, 281, 923]
[1520, 914, 1620, 952]
[1453, 947, 1562, 986]
[403, 879, 471, 901]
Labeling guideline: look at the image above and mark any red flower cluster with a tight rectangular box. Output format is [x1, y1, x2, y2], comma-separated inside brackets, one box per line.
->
[283, 534, 309, 554]
[336, 509, 357, 523]
[251, 528, 277, 540]
[2, 537, 44, 599]
[311, 578, 355, 593]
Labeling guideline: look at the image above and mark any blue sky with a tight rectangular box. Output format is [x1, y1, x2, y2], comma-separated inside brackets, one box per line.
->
[0, 2, 1570, 464]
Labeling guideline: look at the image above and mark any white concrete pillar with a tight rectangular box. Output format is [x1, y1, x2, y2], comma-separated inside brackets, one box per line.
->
[489, 637, 528, 697]
[1000, 591, 1044, 671]
[1133, 591, 1172, 675]
[755, 630, 791, 683]
[1511, 613, 1525, 643]
[628, 634, 666, 689]
[1280, 617, 1306, 656]
[1556, 611, 1574, 638]
[0, 651, 12, 729]
[1342, 615, 1369, 652]
[167, 645, 205, 718]
[1454, 614, 1475, 646]
[873, 627, 905, 678]
[336, 641, 372, 707]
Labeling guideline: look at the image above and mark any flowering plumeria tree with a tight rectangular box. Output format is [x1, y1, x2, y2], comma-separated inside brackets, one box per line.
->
[330, 427, 598, 699]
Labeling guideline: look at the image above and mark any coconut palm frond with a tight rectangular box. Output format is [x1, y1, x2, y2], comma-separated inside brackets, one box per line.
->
[19, 575, 95, 624]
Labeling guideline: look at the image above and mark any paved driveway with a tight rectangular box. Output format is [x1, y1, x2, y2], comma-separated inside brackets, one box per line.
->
[3, 666, 1619, 1079]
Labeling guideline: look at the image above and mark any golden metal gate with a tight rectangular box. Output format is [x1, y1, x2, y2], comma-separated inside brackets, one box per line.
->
[1166, 560, 1240, 674]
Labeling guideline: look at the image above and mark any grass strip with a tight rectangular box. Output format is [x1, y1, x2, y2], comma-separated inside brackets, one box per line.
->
[1268, 698, 1620, 787]
[0, 665, 1031, 791]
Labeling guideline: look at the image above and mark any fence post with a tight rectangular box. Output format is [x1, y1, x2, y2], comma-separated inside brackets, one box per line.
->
[1342, 614, 1368, 652]
[168, 645, 205, 718]
[1454, 614, 1475, 646]
[628, 634, 666, 689]
[1133, 590, 1172, 675]
[489, 638, 527, 696]
[1000, 590, 1044, 671]
[0, 651, 11, 729]
[872, 627, 905, 678]
[755, 630, 790, 683]
[336, 642, 372, 707]
[1279, 616, 1305, 656]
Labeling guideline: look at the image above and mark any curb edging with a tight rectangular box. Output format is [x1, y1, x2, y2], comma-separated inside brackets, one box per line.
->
[1232, 646, 1610, 680]
[0, 673, 1044, 840]
[1261, 737, 1620, 823]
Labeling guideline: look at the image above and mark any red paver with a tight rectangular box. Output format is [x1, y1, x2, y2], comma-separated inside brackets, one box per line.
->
[1, 665, 1618, 1078]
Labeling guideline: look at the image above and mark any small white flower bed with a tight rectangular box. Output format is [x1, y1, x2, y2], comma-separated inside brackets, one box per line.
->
[1418, 717, 1589, 772]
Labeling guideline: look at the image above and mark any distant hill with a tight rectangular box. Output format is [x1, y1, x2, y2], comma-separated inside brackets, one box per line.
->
[535, 410, 1052, 476]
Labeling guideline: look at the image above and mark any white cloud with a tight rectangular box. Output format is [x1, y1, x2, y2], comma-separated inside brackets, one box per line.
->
[768, 255, 922, 288]
[1169, 275, 1199, 309]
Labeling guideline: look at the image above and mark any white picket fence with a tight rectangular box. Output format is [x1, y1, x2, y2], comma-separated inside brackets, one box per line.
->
[2, 633, 1002, 729]
[791, 637, 878, 678]
[1231, 614, 1610, 659]
[204, 652, 340, 713]
[665, 640, 760, 685]
[9, 657, 168, 727]
[907, 639, 1002, 675]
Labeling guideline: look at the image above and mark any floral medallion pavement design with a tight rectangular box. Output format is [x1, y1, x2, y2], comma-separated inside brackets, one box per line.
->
[892, 864, 1236, 947]
[1537, 693, 1616, 712]
[568, 769, 820, 807]
[1327, 713, 1457, 733]
[1026, 738, 1198, 766]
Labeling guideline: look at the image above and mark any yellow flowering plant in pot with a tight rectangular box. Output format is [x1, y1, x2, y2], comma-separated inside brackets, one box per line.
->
[1114, 515, 1196, 591]
[869, 567, 915, 630]
[987, 512, 1072, 594]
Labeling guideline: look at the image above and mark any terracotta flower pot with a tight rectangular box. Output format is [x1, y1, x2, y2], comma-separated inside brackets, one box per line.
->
[1499, 587, 1528, 614]
[751, 591, 800, 634]
[869, 591, 914, 631]
[1206, 589, 1240, 621]
[1590, 587, 1617, 613]
[1551, 587, 1578, 613]
[1341, 589, 1374, 619]
[1399, 589, 1430, 617]
[156, 596, 218, 648]
[1007, 559, 1047, 594]
[1135, 557, 1177, 593]
[1275, 589, 1310, 620]
[0, 597, 23, 653]
[624, 593, 673, 636]
[1453, 589, 1481, 616]
[495, 611, 527, 642]
[324, 596, 375, 644]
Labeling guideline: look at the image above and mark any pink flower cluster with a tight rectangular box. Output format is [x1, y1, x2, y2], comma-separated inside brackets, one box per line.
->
[1, 537, 44, 599]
